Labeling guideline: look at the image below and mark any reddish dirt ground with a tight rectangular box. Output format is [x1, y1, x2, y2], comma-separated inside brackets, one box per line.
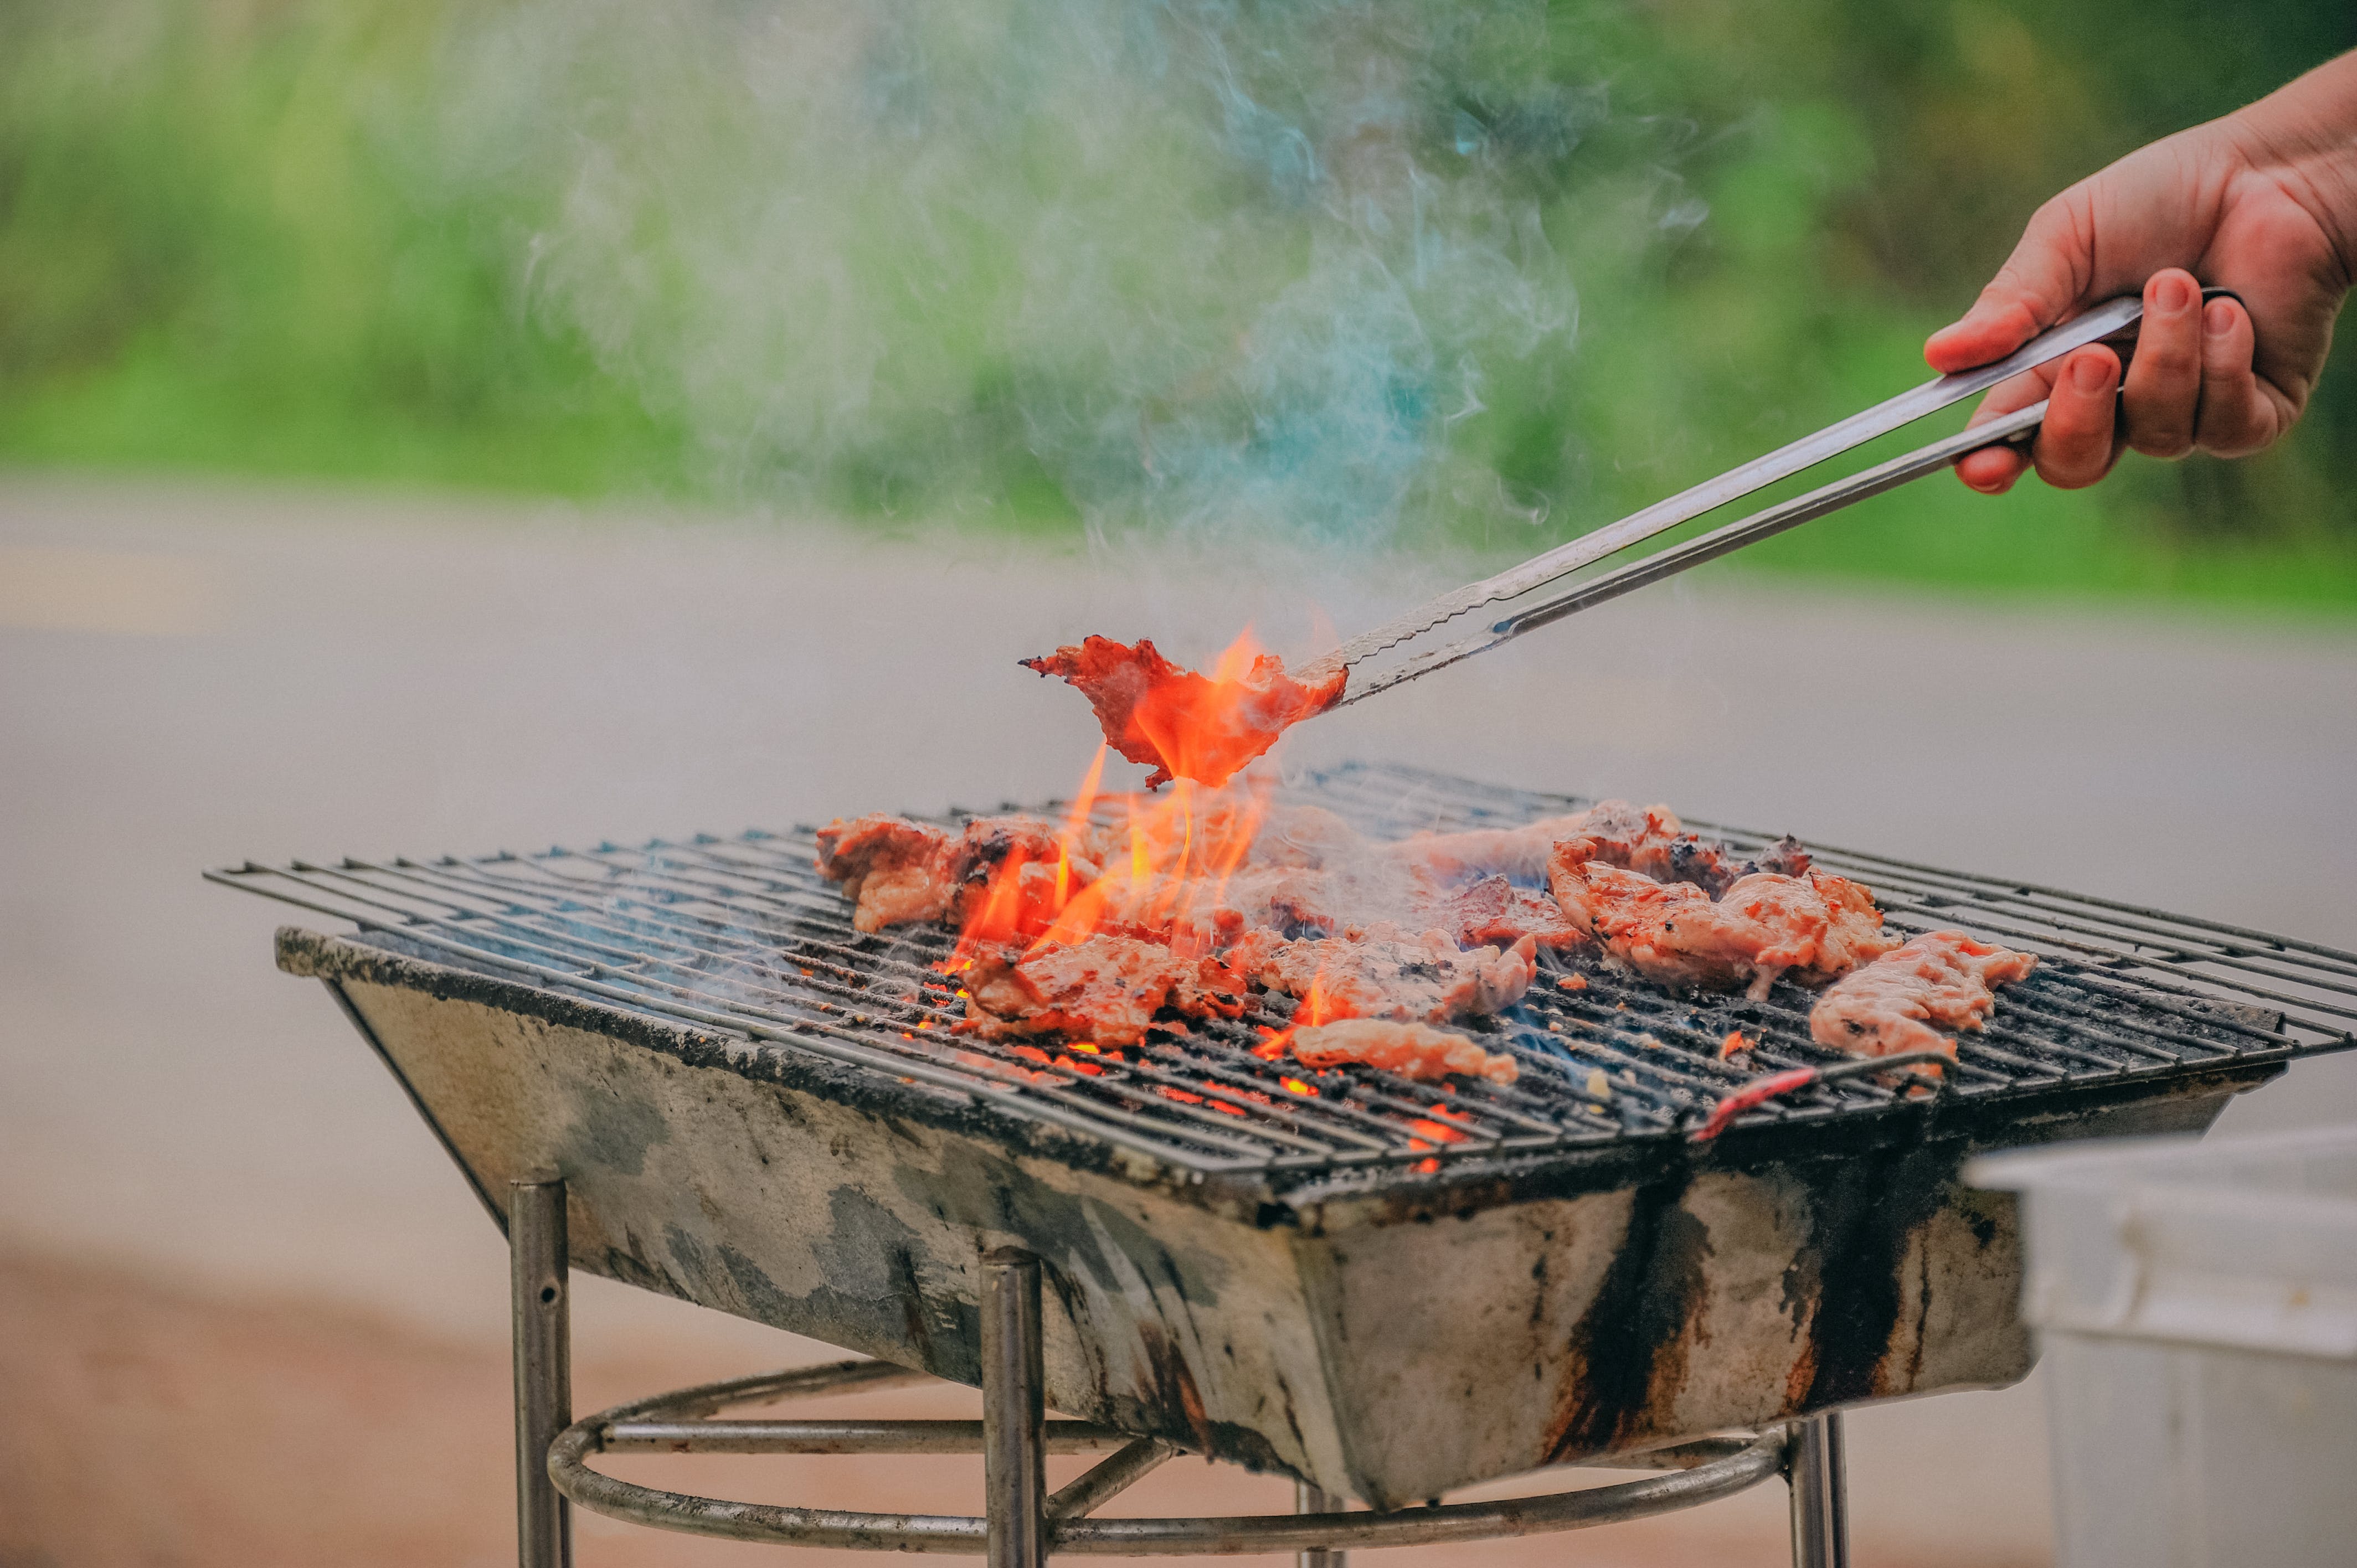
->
[0, 1247, 2055, 1568]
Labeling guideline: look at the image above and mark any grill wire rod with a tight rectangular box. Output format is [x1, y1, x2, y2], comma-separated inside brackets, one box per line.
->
[215, 764, 2357, 1179]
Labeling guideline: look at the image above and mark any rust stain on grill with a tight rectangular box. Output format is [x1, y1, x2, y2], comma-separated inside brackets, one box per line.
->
[1781, 1341, 1819, 1409]
[1161, 1324, 1219, 1454]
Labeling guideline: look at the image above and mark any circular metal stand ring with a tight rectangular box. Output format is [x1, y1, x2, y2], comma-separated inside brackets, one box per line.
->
[547, 1364, 1792, 1555]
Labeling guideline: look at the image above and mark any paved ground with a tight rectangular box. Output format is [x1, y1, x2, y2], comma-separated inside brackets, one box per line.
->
[6, 474, 2355, 1566]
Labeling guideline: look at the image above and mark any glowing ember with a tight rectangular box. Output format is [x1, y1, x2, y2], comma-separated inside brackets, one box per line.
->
[1021, 631, 1344, 789]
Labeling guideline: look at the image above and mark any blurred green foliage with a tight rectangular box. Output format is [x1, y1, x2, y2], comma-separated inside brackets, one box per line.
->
[0, 1, 677, 493]
[2, 0, 2353, 608]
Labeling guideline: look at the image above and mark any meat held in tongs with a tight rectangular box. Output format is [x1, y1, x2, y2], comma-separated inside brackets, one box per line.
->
[1021, 635, 1344, 789]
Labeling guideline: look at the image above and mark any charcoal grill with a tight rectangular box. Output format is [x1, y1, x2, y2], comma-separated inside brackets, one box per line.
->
[214, 762, 2357, 1566]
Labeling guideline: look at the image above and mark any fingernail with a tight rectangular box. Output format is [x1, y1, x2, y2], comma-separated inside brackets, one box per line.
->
[2071, 354, 2111, 391]
[2156, 273, 2194, 312]
[2204, 298, 2236, 337]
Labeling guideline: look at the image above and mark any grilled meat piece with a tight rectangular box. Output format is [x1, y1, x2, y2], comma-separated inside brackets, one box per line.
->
[1555, 800, 1752, 895]
[1810, 931, 2039, 1059]
[1226, 923, 1540, 1023]
[961, 936, 1248, 1048]
[1242, 859, 1454, 940]
[1126, 822, 1451, 944]
[816, 814, 1092, 935]
[1187, 864, 1344, 940]
[1382, 800, 1771, 894]
[814, 815, 959, 933]
[949, 817, 1093, 941]
[1147, 849, 1568, 951]
[959, 816, 1068, 879]
[1443, 875, 1587, 950]
[1285, 1019, 1519, 1085]
[1380, 812, 1596, 882]
[1549, 848, 1896, 998]
[1022, 636, 1345, 789]
[1764, 870, 1898, 981]
[1747, 835, 1813, 880]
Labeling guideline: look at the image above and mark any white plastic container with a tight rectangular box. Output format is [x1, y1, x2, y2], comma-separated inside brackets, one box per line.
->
[1969, 1127, 2357, 1568]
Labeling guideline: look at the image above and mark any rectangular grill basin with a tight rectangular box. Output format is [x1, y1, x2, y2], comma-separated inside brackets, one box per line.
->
[233, 764, 2357, 1507]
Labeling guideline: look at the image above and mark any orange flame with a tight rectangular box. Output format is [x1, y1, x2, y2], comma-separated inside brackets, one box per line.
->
[1055, 744, 1108, 908]
[1127, 628, 1284, 790]
[1296, 960, 1342, 1027]
[941, 649, 1285, 976]
[1246, 954, 1353, 1071]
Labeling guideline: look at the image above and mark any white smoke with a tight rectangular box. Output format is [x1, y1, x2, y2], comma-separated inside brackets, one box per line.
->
[431, 0, 1690, 556]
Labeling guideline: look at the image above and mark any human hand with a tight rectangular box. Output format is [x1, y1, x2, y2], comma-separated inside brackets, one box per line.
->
[1924, 54, 2357, 493]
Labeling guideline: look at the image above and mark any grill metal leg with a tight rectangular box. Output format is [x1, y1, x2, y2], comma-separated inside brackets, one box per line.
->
[1295, 1479, 1347, 1568]
[511, 1176, 573, 1568]
[1787, 1411, 1849, 1568]
[982, 1251, 1047, 1568]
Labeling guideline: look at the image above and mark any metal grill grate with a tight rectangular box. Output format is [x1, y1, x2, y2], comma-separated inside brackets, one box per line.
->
[212, 762, 2357, 1176]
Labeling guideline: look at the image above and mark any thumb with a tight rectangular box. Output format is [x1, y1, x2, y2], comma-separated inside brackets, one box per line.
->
[1924, 192, 2094, 373]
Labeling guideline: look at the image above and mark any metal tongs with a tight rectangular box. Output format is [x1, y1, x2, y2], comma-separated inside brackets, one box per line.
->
[1302, 287, 2236, 706]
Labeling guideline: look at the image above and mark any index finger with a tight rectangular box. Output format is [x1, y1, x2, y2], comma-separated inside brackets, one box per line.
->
[1926, 190, 2099, 374]
[1952, 367, 2056, 494]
